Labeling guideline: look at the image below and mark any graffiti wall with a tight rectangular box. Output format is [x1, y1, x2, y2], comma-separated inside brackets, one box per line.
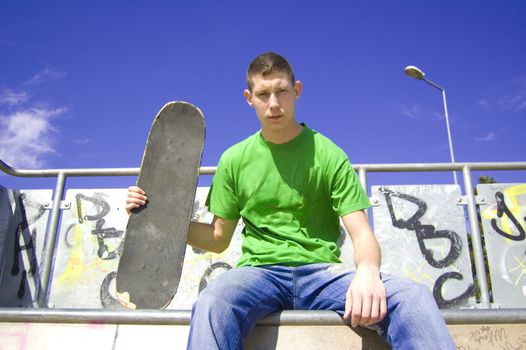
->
[49, 189, 129, 308]
[0, 187, 51, 307]
[48, 187, 240, 309]
[2, 185, 489, 310]
[371, 185, 475, 308]
[478, 183, 526, 308]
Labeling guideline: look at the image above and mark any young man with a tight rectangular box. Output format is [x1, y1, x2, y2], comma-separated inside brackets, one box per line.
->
[126, 52, 455, 349]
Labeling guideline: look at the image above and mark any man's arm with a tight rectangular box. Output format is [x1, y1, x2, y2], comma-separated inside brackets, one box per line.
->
[125, 186, 238, 253]
[188, 217, 238, 253]
[341, 210, 387, 327]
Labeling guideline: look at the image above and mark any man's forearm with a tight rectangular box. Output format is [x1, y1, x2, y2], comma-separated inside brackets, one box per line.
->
[187, 216, 238, 253]
[187, 222, 226, 253]
[341, 210, 381, 271]
[353, 232, 381, 272]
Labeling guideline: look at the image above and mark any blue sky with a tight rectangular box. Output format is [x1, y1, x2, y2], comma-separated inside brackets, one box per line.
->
[1, 0, 525, 191]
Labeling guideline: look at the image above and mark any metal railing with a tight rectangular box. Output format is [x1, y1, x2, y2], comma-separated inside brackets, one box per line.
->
[1, 159, 526, 324]
[1, 308, 526, 325]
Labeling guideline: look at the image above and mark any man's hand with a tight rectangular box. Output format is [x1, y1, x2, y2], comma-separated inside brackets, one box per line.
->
[344, 263, 387, 327]
[341, 211, 387, 327]
[125, 186, 147, 215]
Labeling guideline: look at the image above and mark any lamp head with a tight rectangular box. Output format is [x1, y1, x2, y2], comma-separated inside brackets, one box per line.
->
[404, 66, 425, 80]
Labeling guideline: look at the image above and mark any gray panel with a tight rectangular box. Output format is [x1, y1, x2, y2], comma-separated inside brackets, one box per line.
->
[49, 189, 129, 308]
[477, 183, 526, 308]
[0, 188, 52, 307]
[371, 185, 475, 309]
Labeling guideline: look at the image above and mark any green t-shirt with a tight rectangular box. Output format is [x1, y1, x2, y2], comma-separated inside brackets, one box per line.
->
[205, 125, 371, 267]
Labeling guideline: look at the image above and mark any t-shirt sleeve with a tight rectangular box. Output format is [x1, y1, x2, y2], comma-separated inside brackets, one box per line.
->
[330, 155, 371, 216]
[205, 154, 241, 220]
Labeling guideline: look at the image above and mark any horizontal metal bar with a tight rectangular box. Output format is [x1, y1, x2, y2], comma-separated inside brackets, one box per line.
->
[0, 159, 141, 177]
[0, 308, 525, 326]
[2, 159, 526, 178]
[0, 308, 191, 325]
[0, 159, 218, 177]
[441, 309, 526, 325]
[355, 162, 526, 172]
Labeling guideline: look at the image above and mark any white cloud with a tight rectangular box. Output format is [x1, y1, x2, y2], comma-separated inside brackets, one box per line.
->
[498, 93, 526, 112]
[73, 138, 91, 145]
[0, 67, 69, 169]
[25, 67, 67, 85]
[477, 98, 490, 110]
[474, 132, 496, 142]
[431, 110, 445, 122]
[399, 104, 422, 119]
[0, 89, 29, 106]
[0, 107, 66, 168]
[480, 75, 526, 113]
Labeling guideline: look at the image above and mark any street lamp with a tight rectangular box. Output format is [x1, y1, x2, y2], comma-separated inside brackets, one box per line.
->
[404, 65, 458, 185]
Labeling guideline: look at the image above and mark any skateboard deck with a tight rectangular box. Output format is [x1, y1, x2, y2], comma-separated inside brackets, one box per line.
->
[116, 101, 205, 309]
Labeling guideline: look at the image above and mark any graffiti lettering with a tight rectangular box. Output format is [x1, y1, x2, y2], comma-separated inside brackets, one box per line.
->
[379, 187, 473, 308]
[71, 193, 125, 308]
[75, 194, 110, 223]
[10, 193, 43, 304]
[433, 271, 474, 308]
[198, 262, 232, 293]
[74, 194, 124, 260]
[380, 188, 462, 268]
[506, 247, 526, 286]
[491, 191, 526, 241]
[100, 271, 123, 309]
[11, 193, 44, 276]
[470, 326, 509, 347]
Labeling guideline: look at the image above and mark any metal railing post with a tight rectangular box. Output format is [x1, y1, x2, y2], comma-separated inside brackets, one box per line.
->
[462, 166, 491, 308]
[358, 167, 368, 191]
[37, 172, 67, 307]
[358, 167, 370, 219]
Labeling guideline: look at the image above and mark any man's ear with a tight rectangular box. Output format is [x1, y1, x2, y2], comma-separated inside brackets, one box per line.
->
[294, 80, 303, 99]
[244, 89, 254, 107]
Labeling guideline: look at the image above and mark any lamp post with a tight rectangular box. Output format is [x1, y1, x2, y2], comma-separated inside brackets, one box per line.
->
[404, 65, 458, 185]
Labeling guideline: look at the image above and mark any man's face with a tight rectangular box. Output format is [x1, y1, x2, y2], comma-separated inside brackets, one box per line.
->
[244, 71, 302, 134]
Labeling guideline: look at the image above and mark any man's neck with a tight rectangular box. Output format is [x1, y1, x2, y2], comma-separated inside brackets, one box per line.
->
[261, 122, 304, 144]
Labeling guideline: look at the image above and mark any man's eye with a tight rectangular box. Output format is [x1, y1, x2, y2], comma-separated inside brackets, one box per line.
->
[258, 92, 269, 97]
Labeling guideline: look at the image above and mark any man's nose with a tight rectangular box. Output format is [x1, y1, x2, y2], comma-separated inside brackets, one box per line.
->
[269, 93, 279, 108]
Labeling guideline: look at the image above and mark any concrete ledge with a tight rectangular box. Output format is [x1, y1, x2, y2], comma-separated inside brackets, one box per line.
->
[1, 309, 526, 349]
[2, 321, 526, 349]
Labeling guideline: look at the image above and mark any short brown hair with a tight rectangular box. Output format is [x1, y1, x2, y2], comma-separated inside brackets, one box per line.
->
[246, 52, 295, 92]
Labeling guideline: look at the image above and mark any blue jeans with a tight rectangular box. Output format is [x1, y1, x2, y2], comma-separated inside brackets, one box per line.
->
[187, 263, 455, 350]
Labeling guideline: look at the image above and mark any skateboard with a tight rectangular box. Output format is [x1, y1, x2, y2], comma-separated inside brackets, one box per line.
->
[116, 101, 205, 309]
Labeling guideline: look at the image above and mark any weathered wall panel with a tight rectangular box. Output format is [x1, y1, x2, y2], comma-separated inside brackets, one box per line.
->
[478, 183, 526, 308]
[371, 185, 475, 308]
[0, 187, 52, 307]
[49, 189, 129, 308]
